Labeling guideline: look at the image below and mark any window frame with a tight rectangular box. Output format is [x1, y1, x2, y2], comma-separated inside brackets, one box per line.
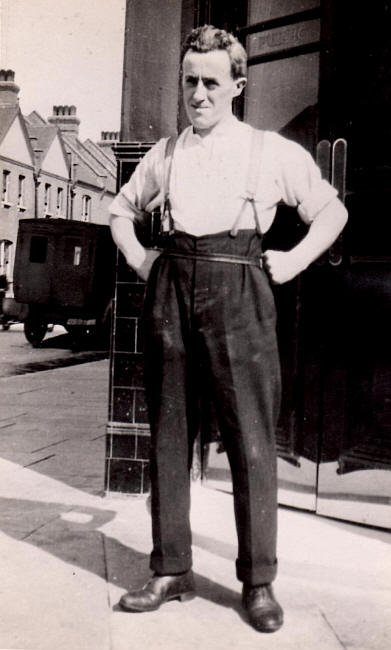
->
[17, 174, 26, 210]
[44, 183, 52, 217]
[2, 170, 11, 207]
[56, 187, 64, 217]
[81, 194, 91, 222]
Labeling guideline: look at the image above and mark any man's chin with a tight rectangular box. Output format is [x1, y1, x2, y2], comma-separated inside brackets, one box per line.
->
[190, 118, 218, 135]
[191, 117, 211, 130]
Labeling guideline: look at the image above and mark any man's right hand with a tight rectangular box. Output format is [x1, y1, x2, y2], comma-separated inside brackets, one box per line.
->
[132, 249, 162, 282]
[110, 215, 162, 282]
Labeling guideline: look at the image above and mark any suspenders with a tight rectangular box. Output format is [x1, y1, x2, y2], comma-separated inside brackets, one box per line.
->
[160, 135, 178, 236]
[230, 129, 264, 237]
[160, 127, 265, 237]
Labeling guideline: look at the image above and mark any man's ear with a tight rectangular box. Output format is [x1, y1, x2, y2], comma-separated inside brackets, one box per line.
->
[233, 77, 247, 97]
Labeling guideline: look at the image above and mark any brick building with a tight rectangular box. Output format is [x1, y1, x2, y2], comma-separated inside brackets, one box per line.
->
[0, 69, 118, 287]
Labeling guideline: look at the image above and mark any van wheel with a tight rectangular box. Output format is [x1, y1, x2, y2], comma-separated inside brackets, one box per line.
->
[24, 319, 48, 347]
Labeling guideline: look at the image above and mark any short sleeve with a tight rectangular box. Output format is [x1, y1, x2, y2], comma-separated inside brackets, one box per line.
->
[268, 132, 338, 224]
[109, 138, 168, 221]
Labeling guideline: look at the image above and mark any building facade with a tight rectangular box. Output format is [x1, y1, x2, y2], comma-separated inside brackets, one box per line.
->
[0, 70, 118, 287]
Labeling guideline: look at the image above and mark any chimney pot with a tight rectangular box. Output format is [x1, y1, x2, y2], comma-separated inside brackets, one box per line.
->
[48, 104, 80, 138]
[0, 69, 20, 106]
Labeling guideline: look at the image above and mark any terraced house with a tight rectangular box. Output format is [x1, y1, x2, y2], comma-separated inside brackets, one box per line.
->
[0, 69, 117, 287]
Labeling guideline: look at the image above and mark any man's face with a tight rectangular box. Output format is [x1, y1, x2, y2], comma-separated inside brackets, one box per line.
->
[182, 49, 246, 135]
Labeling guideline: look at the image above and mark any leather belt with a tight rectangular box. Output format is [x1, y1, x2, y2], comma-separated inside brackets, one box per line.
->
[162, 250, 263, 268]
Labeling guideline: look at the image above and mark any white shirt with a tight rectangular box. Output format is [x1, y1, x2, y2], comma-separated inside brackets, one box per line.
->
[109, 116, 337, 236]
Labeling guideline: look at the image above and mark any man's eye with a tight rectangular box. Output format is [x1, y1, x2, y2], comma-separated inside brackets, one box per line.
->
[205, 81, 217, 89]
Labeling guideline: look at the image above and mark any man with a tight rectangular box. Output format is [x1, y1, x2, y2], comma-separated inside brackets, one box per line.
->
[109, 25, 348, 633]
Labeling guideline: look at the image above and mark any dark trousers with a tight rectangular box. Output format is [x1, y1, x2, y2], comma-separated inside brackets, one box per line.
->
[143, 230, 281, 586]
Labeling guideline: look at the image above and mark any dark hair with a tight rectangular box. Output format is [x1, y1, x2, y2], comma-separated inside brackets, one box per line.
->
[181, 25, 247, 79]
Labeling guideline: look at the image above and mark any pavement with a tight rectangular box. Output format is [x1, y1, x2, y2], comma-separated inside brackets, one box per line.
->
[0, 358, 390, 650]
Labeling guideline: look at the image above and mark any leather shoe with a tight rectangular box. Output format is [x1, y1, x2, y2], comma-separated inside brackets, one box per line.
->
[119, 571, 195, 612]
[242, 583, 283, 633]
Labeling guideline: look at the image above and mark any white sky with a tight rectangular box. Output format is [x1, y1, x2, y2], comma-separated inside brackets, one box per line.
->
[0, 0, 126, 141]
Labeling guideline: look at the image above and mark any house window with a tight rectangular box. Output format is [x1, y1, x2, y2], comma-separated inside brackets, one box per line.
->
[44, 183, 52, 216]
[81, 194, 91, 222]
[0, 239, 12, 282]
[2, 170, 11, 206]
[18, 175, 26, 209]
[56, 187, 64, 216]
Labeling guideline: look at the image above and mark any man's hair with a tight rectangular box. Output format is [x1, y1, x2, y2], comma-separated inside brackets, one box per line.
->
[181, 25, 247, 79]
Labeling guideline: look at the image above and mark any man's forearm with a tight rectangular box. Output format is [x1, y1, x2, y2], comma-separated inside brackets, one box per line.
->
[290, 198, 348, 271]
[110, 214, 161, 281]
[263, 198, 348, 284]
[110, 215, 147, 269]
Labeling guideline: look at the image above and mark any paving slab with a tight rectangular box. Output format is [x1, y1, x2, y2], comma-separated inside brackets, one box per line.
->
[0, 529, 111, 650]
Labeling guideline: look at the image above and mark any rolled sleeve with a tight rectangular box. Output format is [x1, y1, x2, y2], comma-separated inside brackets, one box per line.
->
[271, 133, 338, 224]
[109, 138, 167, 221]
[109, 192, 142, 221]
[297, 178, 338, 224]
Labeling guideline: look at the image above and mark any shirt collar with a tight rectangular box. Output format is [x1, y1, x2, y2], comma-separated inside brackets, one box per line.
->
[185, 115, 244, 145]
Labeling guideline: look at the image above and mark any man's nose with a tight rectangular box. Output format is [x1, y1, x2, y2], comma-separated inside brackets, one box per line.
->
[193, 80, 207, 101]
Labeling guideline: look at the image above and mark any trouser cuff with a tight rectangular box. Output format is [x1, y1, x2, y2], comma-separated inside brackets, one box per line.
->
[236, 559, 278, 585]
[150, 553, 192, 576]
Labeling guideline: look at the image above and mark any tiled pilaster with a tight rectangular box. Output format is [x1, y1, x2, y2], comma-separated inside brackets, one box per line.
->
[105, 143, 155, 494]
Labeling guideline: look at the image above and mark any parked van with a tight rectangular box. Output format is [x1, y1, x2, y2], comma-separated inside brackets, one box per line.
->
[12, 219, 116, 346]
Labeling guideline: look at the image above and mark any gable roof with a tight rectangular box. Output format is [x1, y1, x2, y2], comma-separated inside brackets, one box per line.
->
[1, 99, 116, 194]
[62, 134, 116, 193]
[26, 124, 57, 157]
[61, 134, 106, 188]
[0, 105, 35, 165]
[25, 123, 70, 175]
[25, 110, 47, 126]
[83, 138, 117, 175]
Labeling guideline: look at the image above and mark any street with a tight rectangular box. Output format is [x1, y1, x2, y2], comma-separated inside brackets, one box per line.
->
[0, 323, 109, 378]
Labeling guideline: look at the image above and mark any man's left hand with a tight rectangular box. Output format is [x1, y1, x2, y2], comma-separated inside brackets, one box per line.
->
[262, 249, 305, 284]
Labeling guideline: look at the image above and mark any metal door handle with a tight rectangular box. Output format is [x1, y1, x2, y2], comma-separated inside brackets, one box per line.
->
[316, 138, 347, 266]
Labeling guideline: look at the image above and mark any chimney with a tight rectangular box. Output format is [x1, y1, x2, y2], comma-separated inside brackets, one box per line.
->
[97, 131, 119, 154]
[0, 70, 20, 107]
[99, 131, 120, 143]
[48, 105, 80, 138]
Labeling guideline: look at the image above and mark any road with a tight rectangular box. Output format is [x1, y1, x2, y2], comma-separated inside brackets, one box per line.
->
[0, 324, 109, 378]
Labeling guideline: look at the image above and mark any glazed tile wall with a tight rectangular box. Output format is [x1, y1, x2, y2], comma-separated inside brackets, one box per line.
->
[105, 144, 154, 494]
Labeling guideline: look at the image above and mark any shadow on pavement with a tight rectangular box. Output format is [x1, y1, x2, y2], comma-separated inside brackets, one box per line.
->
[0, 495, 242, 613]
